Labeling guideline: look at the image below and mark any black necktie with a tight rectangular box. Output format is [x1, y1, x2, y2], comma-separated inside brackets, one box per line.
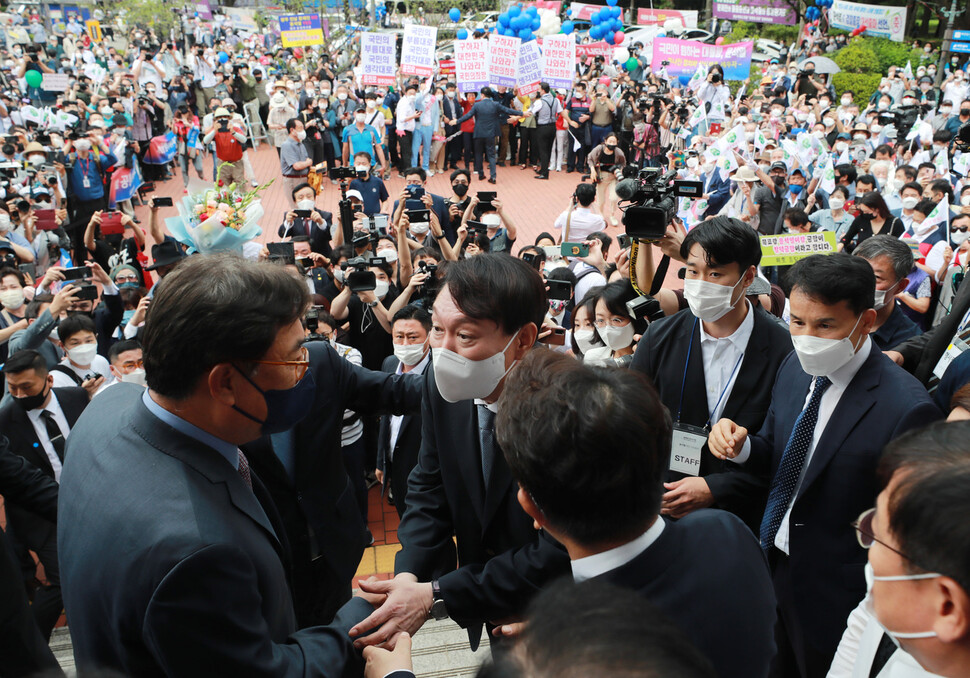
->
[868, 632, 897, 678]
[478, 405, 496, 490]
[40, 410, 65, 462]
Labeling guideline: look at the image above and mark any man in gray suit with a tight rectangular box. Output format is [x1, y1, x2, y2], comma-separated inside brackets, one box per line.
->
[449, 87, 521, 184]
[58, 254, 409, 677]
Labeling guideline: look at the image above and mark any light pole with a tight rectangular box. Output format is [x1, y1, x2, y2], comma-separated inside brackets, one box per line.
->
[934, 0, 967, 89]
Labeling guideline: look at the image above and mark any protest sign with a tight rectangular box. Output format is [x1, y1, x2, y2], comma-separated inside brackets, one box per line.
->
[456, 39, 489, 93]
[279, 14, 324, 47]
[488, 34, 520, 89]
[651, 38, 753, 81]
[439, 59, 455, 75]
[86, 19, 102, 42]
[760, 232, 838, 267]
[194, 0, 213, 20]
[401, 24, 437, 76]
[42, 73, 70, 92]
[712, 0, 795, 25]
[360, 32, 397, 86]
[568, 2, 603, 20]
[829, 0, 907, 42]
[636, 8, 698, 27]
[517, 40, 542, 96]
[576, 41, 613, 58]
[541, 34, 576, 90]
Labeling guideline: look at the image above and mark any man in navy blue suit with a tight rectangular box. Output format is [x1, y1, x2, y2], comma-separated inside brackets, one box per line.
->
[700, 161, 731, 218]
[449, 88, 521, 184]
[709, 253, 941, 678]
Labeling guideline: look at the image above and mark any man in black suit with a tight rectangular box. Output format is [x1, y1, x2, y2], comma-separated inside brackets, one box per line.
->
[449, 87, 521, 183]
[58, 254, 405, 677]
[377, 305, 432, 519]
[709, 253, 941, 677]
[241, 325, 422, 628]
[350, 255, 570, 651]
[278, 182, 333, 258]
[440, 82, 463, 171]
[632, 217, 792, 532]
[0, 434, 62, 678]
[496, 349, 776, 678]
[0, 349, 87, 641]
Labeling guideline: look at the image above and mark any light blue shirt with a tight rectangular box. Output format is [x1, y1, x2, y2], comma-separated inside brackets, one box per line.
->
[142, 389, 239, 470]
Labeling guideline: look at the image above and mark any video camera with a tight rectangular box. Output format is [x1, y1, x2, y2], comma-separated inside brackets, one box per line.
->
[615, 167, 702, 240]
[878, 105, 922, 140]
[342, 256, 386, 293]
[304, 306, 329, 343]
[412, 259, 440, 300]
[329, 166, 357, 181]
[954, 122, 970, 153]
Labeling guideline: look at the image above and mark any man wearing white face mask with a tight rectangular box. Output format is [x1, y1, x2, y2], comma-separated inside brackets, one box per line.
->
[854, 236, 922, 352]
[827, 424, 958, 678]
[709, 253, 940, 678]
[51, 314, 112, 395]
[101, 339, 146, 391]
[278, 182, 333, 257]
[349, 254, 570, 653]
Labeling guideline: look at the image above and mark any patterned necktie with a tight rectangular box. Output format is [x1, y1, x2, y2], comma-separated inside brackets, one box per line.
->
[237, 449, 253, 490]
[40, 410, 65, 462]
[478, 405, 496, 490]
[759, 376, 832, 552]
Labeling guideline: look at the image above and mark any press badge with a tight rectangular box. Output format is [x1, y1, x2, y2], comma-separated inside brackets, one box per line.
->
[933, 337, 968, 381]
[82, 175, 91, 189]
[669, 423, 707, 476]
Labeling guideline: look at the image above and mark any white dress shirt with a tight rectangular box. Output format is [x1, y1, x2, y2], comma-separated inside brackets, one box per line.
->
[571, 518, 666, 582]
[553, 206, 606, 242]
[396, 96, 417, 132]
[26, 392, 71, 482]
[388, 351, 430, 457]
[698, 301, 754, 424]
[732, 336, 872, 555]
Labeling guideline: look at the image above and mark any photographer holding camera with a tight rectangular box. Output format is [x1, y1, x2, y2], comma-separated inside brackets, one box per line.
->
[696, 66, 731, 125]
[279, 118, 313, 196]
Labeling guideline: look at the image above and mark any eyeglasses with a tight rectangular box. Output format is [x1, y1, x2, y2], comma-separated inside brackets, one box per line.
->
[115, 275, 138, 283]
[249, 345, 310, 382]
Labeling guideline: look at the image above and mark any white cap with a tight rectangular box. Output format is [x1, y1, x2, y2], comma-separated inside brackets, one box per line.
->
[346, 189, 363, 201]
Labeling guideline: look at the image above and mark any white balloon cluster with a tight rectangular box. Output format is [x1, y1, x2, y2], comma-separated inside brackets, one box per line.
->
[536, 8, 562, 37]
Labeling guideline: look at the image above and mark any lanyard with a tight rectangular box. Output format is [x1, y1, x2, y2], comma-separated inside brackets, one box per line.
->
[676, 317, 745, 429]
[79, 155, 92, 178]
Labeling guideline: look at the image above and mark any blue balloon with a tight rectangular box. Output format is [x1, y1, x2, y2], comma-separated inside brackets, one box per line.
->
[566, 7, 572, 14]
[562, 20, 574, 34]
[531, 18, 540, 30]
[218, 51, 229, 64]
[606, 0, 618, 6]
[457, 28, 468, 39]
[613, 18, 623, 31]
[448, 7, 461, 22]
[498, 12, 510, 26]
[613, 7, 622, 18]
[526, 5, 538, 15]
[509, 5, 521, 17]
[605, 31, 615, 45]
[590, 24, 602, 39]
[678, 74, 691, 86]
[519, 27, 532, 40]
[517, 15, 530, 29]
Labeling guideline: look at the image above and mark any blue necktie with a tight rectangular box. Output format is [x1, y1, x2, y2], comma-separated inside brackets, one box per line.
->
[759, 376, 832, 552]
[478, 405, 496, 490]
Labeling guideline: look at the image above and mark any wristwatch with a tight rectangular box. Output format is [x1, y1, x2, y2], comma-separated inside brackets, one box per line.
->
[434, 233, 446, 239]
[428, 579, 448, 620]
[366, 300, 379, 308]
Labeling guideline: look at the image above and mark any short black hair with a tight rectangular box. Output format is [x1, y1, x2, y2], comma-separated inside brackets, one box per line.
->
[900, 181, 923, 196]
[0, 266, 24, 286]
[518, 245, 546, 266]
[913, 199, 937, 217]
[449, 168, 471, 184]
[290, 182, 315, 200]
[929, 179, 954, 202]
[878, 421, 970, 593]
[587, 231, 612, 257]
[143, 253, 308, 399]
[546, 266, 576, 286]
[874, 144, 894, 156]
[856, 174, 876, 189]
[575, 183, 596, 206]
[2, 349, 47, 376]
[107, 339, 142, 364]
[681, 216, 762, 271]
[788, 253, 875, 315]
[534, 231, 556, 246]
[898, 165, 918, 181]
[785, 209, 809, 227]
[25, 294, 53, 321]
[835, 163, 857, 183]
[57, 313, 97, 343]
[597, 279, 646, 334]
[440, 254, 547, 336]
[497, 349, 672, 545]
[477, 579, 715, 678]
[404, 167, 426, 182]
[285, 117, 302, 132]
[391, 304, 432, 332]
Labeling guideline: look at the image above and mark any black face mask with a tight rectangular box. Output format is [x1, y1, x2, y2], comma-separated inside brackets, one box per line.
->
[773, 175, 788, 189]
[605, 143, 617, 151]
[15, 382, 49, 411]
[452, 183, 468, 197]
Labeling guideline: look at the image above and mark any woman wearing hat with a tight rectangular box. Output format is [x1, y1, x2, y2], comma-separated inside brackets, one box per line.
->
[267, 90, 296, 157]
[720, 165, 760, 230]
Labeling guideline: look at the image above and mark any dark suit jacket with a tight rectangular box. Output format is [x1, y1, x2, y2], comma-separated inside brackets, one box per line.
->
[58, 383, 375, 677]
[896, 273, 970, 385]
[631, 306, 793, 531]
[395, 367, 570, 649]
[597, 510, 776, 678]
[0, 387, 87, 549]
[277, 208, 334, 257]
[241, 341, 422, 626]
[701, 170, 731, 218]
[744, 344, 941, 661]
[376, 354, 425, 519]
[454, 98, 521, 139]
[94, 294, 124, 358]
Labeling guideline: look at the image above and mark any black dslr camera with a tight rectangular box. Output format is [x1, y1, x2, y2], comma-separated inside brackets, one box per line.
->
[330, 166, 357, 181]
[342, 256, 386, 292]
[615, 167, 702, 240]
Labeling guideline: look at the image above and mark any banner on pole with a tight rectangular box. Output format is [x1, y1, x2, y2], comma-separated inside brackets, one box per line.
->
[541, 34, 576, 90]
[401, 24, 438, 76]
[712, 0, 796, 26]
[651, 38, 753, 81]
[488, 34, 520, 89]
[516, 40, 542, 96]
[829, 0, 907, 42]
[360, 32, 397, 86]
[279, 14, 325, 47]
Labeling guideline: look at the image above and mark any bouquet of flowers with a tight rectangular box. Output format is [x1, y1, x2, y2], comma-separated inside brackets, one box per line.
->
[165, 163, 273, 255]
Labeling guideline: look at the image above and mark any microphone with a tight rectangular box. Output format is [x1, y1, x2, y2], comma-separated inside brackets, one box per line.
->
[615, 178, 639, 201]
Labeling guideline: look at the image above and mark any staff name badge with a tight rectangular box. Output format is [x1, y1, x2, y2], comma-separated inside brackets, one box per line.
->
[933, 336, 968, 381]
[670, 423, 707, 476]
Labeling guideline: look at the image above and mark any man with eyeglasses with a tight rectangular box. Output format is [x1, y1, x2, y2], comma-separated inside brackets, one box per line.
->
[828, 421, 970, 678]
[104, 339, 146, 389]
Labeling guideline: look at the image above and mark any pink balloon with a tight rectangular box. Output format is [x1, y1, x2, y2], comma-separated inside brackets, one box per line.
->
[614, 31, 625, 44]
[715, 36, 724, 45]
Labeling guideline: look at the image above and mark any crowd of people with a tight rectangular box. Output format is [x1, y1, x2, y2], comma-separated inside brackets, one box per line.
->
[0, 7, 970, 678]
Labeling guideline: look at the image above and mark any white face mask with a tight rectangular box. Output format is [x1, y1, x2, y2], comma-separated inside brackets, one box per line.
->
[961, 195, 970, 207]
[28, 154, 45, 166]
[597, 322, 635, 351]
[863, 562, 941, 646]
[120, 368, 147, 386]
[337, 92, 347, 101]
[432, 328, 521, 403]
[823, 117, 835, 127]
[333, 268, 345, 284]
[835, 142, 848, 153]
[901, 196, 919, 210]
[841, 97, 852, 106]
[683, 277, 744, 322]
[686, 157, 698, 169]
[952, 231, 970, 245]
[376, 248, 398, 263]
[791, 314, 863, 377]
[366, 100, 377, 109]
[355, 165, 370, 175]
[296, 130, 307, 141]
[873, 281, 899, 311]
[572, 328, 600, 354]
[74, 139, 92, 152]
[296, 198, 315, 211]
[355, 112, 366, 123]
[68, 342, 98, 366]
[0, 288, 24, 310]
[410, 221, 430, 235]
[374, 279, 389, 299]
[393, 341, 427, 367]
[829, 197, 845, 211]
